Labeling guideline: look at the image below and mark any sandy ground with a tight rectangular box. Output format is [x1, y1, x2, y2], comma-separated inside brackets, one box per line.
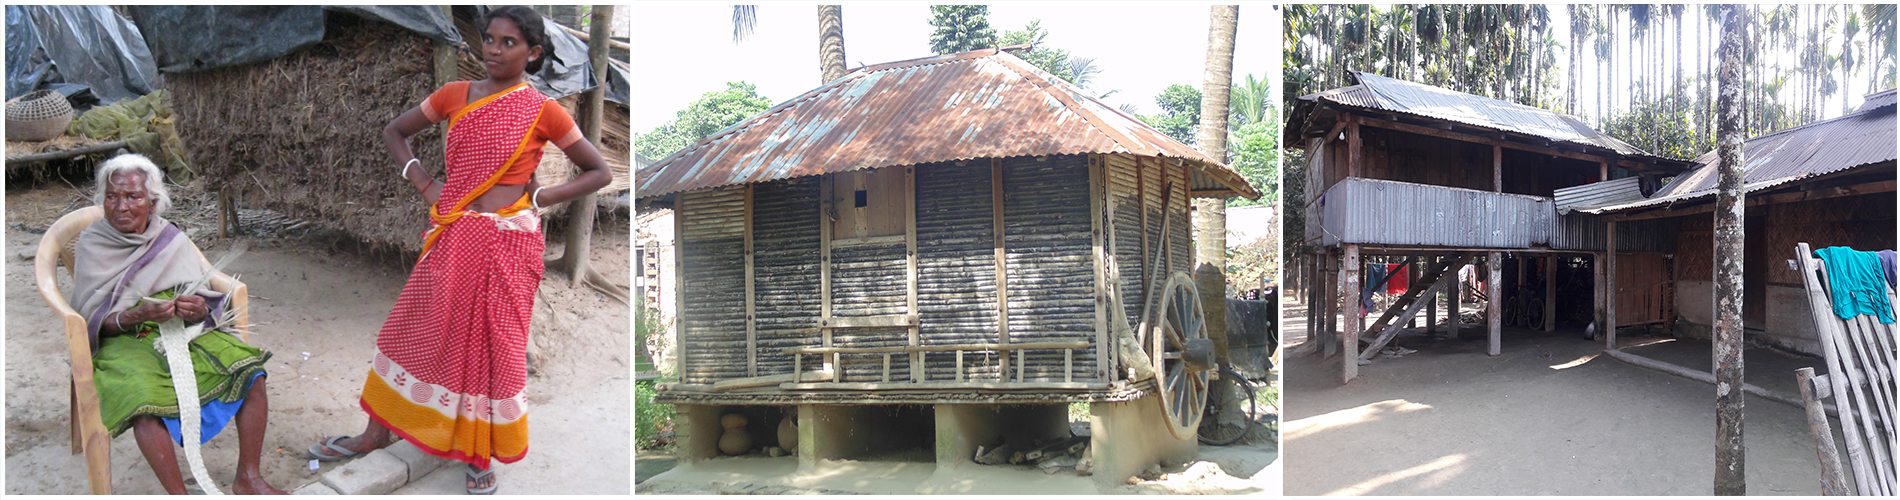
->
[1281, 301, 1846, 496]
[5, 182, 631, 494]
[636, 437, 1279, 495]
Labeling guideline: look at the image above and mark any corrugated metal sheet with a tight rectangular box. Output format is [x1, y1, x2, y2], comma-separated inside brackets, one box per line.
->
[1586, 94, 1895, 213]
[1553, 177, 1645, 213]
[1551, 213, 1678, 252]
[638, 48, 1259, 200]
[1860, 89, 1895, 111]
[1301, 71, 1659, 160]
[1318, 178, 1552, 248]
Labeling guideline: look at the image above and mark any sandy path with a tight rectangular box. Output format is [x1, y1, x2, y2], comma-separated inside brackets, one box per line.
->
[1282, 303, 1835, 496]
[5, 185, 630, 494]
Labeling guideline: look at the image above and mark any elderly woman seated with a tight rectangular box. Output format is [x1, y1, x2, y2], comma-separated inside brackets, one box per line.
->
[73, 154, 285, 495]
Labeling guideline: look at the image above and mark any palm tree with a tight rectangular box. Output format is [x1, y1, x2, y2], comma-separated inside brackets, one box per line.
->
[819, 6, 846, 83]
[1194, 5, 1237, 270]
[733, 5, 757, 43]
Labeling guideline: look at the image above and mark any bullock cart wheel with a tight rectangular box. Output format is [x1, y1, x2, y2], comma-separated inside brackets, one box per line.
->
[1150, 272, 1213, 440]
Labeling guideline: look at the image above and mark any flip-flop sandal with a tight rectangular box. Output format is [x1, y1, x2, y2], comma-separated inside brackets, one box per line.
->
[466, 464, 498, 495]
[307, 436, 367, 462]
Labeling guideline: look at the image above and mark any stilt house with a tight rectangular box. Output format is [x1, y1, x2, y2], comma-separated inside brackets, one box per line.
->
[637, 48, 1260, 484]
[1285, 71, 1694, 383]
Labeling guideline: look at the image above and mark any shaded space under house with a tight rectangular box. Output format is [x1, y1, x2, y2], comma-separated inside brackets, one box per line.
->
[1284, 71, 1696, 384]
[637, 48, 1261, 487]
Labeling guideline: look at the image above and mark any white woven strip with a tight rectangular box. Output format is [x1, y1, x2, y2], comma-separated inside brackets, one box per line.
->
[157, 319, 222, 495]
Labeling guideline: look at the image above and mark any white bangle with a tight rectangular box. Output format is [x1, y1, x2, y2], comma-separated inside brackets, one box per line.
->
[531, 187, 548, 210]
[112, 312, 124, 332]
[402, 158, 420, 179]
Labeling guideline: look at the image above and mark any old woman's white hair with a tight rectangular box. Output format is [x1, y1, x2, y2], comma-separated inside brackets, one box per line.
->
[93, 154, 171, 216]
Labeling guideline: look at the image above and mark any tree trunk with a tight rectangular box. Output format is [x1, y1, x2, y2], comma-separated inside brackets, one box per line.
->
[818, 6, 847, 83]
[1194, 4, 1238, 365]
[557, 5, 614, 283]
[1713, 4, 1748, 495]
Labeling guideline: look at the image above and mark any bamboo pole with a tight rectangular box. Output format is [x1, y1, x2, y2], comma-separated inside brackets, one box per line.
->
[1797, 244, 1877, 496]
[1797, 367, 1852, 496]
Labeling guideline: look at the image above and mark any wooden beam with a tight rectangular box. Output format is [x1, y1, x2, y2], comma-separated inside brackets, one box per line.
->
[826, 314, 914, 329]
[786, 341, 1090, 355]
[781, 381, 1110, 391]
[1090, 155, 1112, 382]
[829, 235, 906, 247]
[675, 196, 688, 380]
[744, 185, 757, 377]
[1190, 189, 1243, 198]
[4, 140, 128, 167]
[1425, 256, 1438, 334]
[906, 165, 921, 383]
[992, 158, 1010, 380]
[1359, 275, 1453, 361]
[1487, 251, 1501, 356]
[1354, 114, 1641, 168]
[1604, 179, 1898, 223]
[1341, 244, 1362, 383]
[712, 371, 833, 392]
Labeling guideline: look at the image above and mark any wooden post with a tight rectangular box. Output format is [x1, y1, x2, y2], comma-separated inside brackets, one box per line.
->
[906, 166, 921, 383]
[1796, 367, 1852, 496]
[1593, 252, 1606, 346]
[675, 197, 688, 380]
[992, 159, 1010, 380]
[1487, 251, 1502, 356]
[1426, 255, 1438, 334]
[1599, 161, 1610, 183]
[1607, 221, 1618, 349]
[820, 178, 833, 373]
[744, 186, 757, 377]
[1544, 256, 1557, 332]
[1493, 144, 1504, 192]
[1341, 244, 1362, 383]
[1090, 155, 1112, 382]
[1319, 254, 1336, 357]
[1346, 115, 1363, 179]
[1449, 258, 1461, 339]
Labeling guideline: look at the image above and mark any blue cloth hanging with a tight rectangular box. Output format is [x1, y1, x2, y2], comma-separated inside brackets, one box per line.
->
[1813, 246, 1896, 324]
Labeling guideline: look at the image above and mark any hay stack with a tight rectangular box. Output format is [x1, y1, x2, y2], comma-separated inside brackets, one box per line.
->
[170, 15, 444, 252]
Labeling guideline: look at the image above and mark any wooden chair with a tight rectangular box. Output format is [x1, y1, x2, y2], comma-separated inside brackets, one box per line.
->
[32, 206, 250, 495]
[1793, 242, 1897, 496]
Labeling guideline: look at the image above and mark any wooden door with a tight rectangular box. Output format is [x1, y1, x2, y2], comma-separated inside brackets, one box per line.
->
[1614, 253, 1671, 326]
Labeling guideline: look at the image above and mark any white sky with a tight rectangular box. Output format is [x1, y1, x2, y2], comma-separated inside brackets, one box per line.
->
[633, 2, 1278, 132]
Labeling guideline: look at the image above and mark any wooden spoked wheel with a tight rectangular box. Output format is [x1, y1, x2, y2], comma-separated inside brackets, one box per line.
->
[1151, 272, 1211, 440]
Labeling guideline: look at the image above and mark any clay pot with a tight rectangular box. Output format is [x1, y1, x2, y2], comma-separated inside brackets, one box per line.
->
[777, 415, 799, 450]
[718, 413, 752, 455]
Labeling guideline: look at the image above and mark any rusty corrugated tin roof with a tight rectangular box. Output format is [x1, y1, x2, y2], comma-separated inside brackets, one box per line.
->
[1292, 72, 1675, 165]
[1585, 90, 1896, 214]
[637, 48, 1260, 200]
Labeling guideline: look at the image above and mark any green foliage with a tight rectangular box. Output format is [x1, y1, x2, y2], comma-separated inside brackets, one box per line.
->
[635, 379, 675, 450]
[1280, 148, 1308, 260]
[1141, 84, 1202, 146]
[1000, 20, 1073, 82]
[633, 82, 774, 160]
[635, 295, 660, 374]
[1226, 119, 1279, 207]
[928, 5, 997, 55]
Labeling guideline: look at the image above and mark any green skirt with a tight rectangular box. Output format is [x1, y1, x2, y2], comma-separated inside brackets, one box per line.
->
[93, 324, 270, 439]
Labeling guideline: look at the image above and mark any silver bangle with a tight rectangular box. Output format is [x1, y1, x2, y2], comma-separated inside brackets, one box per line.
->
[112, 312, 124, 332]
[402, 158, 420, 179]
[531, 187, 548, 210]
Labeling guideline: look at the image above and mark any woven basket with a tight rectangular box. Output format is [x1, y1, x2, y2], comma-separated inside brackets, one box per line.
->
[6, 90, 74, 142]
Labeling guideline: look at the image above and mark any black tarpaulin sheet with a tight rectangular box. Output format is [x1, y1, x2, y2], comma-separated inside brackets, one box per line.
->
[5, 5, 162, 105]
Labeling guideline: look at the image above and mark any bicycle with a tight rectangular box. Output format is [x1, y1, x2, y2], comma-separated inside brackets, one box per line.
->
[1195, 366, 1259, 446]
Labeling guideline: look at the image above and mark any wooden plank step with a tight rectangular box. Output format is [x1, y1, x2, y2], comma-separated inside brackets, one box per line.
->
[1362, 254, 1470, 339]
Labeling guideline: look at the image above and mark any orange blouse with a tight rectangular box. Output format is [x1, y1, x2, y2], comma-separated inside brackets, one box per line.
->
[419, 81, 583, 185]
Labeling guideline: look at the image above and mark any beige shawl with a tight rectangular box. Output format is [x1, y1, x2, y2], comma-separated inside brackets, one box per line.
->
[69, 215, 206, 350]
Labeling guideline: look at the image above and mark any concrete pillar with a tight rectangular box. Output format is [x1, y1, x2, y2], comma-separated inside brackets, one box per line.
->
[932, 404, 1065, 468]
[1340, 244, 1362, 383]
[1089, 399, 1196, 487]
[1487, 252, 1502, 356]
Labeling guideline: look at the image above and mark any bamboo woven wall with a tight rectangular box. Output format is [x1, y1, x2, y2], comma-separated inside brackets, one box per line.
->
[915, 160, 1003, 381]
[678, 186, 746, 384]
[1000, 155, 1098, 380]
[751, 177, 821, 376]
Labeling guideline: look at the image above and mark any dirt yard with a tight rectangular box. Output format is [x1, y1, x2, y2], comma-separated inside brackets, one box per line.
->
[1281, 301, 1843, 496]
[4, 180, 631, 494]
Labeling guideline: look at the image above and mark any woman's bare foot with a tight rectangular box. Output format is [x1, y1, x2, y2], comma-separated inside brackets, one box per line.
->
[230, 474, 288, 495]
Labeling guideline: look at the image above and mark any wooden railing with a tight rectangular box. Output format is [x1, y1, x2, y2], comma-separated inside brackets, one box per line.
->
[785, 341, 1091, 387]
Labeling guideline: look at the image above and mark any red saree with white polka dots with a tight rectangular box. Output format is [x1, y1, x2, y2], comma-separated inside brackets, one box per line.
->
[360, 83, 545, 468]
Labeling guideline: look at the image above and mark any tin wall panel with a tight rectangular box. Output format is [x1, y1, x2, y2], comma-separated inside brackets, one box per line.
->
[1320, 178, 1552, 248]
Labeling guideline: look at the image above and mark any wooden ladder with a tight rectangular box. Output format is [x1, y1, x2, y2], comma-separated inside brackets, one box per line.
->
[1359, 253, 1474, 360]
